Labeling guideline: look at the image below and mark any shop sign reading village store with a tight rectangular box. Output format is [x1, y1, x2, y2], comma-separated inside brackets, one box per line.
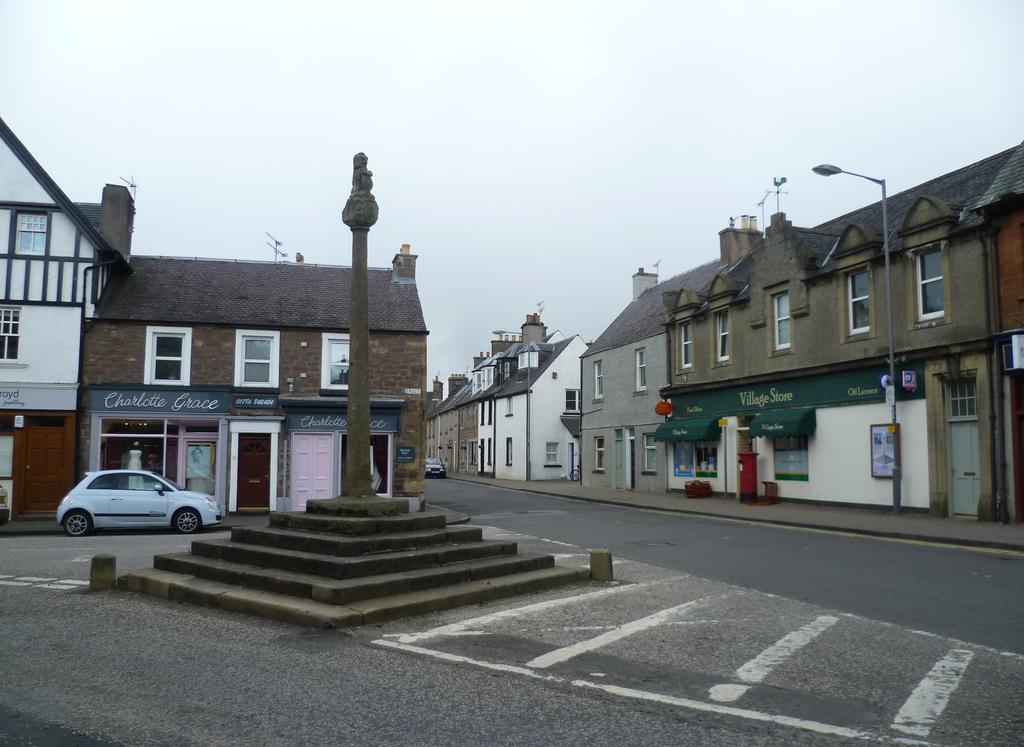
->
[90, 387, 230, 415]
[671, 365, 926, 416]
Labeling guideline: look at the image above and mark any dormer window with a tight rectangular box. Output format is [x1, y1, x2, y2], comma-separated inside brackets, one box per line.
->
[518, 350, 538, 368]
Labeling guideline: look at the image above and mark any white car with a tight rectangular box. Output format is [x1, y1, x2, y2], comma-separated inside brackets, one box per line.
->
[56, 470, 222, 537]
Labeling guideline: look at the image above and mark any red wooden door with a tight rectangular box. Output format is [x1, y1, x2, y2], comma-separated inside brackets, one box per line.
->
[237, 435, 271, 510]
[24, 425, 66, 512]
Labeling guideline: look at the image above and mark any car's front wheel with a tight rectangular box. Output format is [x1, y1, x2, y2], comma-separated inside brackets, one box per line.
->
[63, 509, 93, 537]
[172, 508, 202, 534]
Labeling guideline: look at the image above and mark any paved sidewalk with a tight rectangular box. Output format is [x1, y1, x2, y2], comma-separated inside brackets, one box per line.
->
[0, 504, 469, 537]
[448, 474, 1024, 552]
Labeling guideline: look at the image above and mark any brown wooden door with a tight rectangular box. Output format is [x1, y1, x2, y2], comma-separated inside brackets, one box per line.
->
[23, 425, 66, 512]
[237, 435, 271, 510]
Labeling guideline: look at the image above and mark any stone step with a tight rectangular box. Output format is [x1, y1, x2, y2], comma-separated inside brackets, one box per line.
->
[269, 511, 447, 537]
[119, 565, 590, 629]
[231, 525, 483, 556]
[190, 538, 517, 579]
[154, 551, 556, 604]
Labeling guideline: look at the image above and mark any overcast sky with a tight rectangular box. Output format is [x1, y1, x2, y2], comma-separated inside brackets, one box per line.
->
[2, 0, 1022, 395]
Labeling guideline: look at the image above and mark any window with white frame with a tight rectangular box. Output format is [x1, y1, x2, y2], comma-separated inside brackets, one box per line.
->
[773, 292, 791, 350]
[144, 326, 192, 385]
[948, 380, 977, 418]
[680, 320, 693, 368]
[594, 436, 605, 469]
[545, 441, 559, 465]
[848, 269, 870, 334]
[643, 433, 657, 471]
[917, 247, 944, 320]
[716, 311, 730, 361]
[235, 330, 279, 388]
[320, 333, 350, 389]
[565, 389, 580, 412]
[16, 214, 46, 255]
[635, 348, 647, 390]
[594, 360, 604, 399]
[0, 308, 19, 360]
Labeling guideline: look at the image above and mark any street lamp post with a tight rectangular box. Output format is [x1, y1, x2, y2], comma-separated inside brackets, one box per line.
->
[813, 164, 901, 514]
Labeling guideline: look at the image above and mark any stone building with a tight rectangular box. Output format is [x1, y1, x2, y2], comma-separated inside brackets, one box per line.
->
[80, 251, 428, 513]
[975, 139, 1024, 523]
[658, 147, 1016, 519]
[582, 262, 719, 493]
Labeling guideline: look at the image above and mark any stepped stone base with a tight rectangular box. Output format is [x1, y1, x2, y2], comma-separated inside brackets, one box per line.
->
[119, 502, 589, 629]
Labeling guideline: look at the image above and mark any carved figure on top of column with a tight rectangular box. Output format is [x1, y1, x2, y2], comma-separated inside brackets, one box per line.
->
[342, 152, 379, 229]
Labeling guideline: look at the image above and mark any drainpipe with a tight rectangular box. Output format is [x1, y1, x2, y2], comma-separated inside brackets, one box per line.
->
[982, 226, 1008, 523]
[579, 351, 584, 482]
[526, 362, 532, 481]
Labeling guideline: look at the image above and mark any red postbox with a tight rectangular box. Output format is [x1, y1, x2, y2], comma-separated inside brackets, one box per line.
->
[738, 451, 758, 503]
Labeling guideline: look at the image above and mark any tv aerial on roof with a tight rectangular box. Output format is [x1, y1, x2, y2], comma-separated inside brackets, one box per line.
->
[119, 176, 137, 201]
[265, 232, 288, 263]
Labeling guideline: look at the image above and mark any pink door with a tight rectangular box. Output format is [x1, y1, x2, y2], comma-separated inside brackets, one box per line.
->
[291, 433, 334, 512]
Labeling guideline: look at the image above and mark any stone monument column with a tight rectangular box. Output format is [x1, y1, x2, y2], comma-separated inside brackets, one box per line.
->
[341, 152, 378, 499]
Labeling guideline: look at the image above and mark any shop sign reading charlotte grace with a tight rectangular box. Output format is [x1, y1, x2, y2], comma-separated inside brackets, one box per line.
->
[91, 387, 230, 415]
[671, 365, 925, 416]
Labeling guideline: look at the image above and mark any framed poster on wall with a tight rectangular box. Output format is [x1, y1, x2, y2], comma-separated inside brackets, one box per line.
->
[870, 424, 899, 478]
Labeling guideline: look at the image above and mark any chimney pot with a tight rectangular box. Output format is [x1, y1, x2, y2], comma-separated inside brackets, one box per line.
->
[392, 246, 417, 283]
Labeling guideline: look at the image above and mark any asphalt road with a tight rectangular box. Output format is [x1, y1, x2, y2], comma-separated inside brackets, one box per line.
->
[426, 478, 1024, 654]
[2, 483, 1022, 746]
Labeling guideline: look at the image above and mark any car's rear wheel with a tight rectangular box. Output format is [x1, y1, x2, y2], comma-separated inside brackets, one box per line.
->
[172, 508, 202, 534]
[63, 509, 93, 537]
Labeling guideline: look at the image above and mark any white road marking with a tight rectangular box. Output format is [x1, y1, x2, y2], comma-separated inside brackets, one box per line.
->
[14, 576, 57, 582]
[839, 612, 1024, 663]
[574, 679, 926, 744]
[891, 649, 974, 737]
[375, 636, 924, 744]
[0, 574, 13, 579]
[394, 579, 680, 644]
[526, 597, 710, 670]
[709, 615, 839, 702]
[72, 555, 93, 563]
[0, 580, 31, 586]
[38, 584, 80, 590]
[58, 579, 89, 586]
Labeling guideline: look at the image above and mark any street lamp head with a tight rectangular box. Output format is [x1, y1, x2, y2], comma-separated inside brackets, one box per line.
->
[812, 164, 843, 177]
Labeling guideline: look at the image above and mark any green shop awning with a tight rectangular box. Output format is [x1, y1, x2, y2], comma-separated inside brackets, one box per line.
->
[749, 408, 816, 438]
[654, 417, 722, 442]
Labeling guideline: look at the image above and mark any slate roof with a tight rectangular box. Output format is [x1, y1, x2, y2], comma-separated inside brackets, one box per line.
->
[586, 260, 721, 357]
[97, 256, 427, 332]
[975, 141, 1024, 210]
[75, 202, 102, 230]
[434, 381, 475, 416]
[490, 338, 575, 399]
[814, 147, 1017, 251]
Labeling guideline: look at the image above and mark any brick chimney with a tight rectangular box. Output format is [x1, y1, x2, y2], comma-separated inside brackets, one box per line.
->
[99, 184, 134, 258]
[448, 373, 468, 395]
[473, 352, 488, 368]
[392, 243, 417, 284]
[490, 329, 521, 355]
[632, 267, 658, 300]
[521, 313, 547, 345]
[719, 216, 762, 267]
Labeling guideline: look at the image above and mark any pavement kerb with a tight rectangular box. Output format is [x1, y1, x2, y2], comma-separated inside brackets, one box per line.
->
[0, 504, 470, 537]
[447, 476, 1024, 553]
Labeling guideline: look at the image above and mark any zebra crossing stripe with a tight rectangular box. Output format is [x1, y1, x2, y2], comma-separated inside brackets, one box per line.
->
[710, 615, 839, 703]
[891, 648, 974, 737]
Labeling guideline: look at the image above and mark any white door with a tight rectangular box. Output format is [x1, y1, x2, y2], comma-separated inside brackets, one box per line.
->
[950, 420, 980, 516]
[292, 433, 334, 512]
